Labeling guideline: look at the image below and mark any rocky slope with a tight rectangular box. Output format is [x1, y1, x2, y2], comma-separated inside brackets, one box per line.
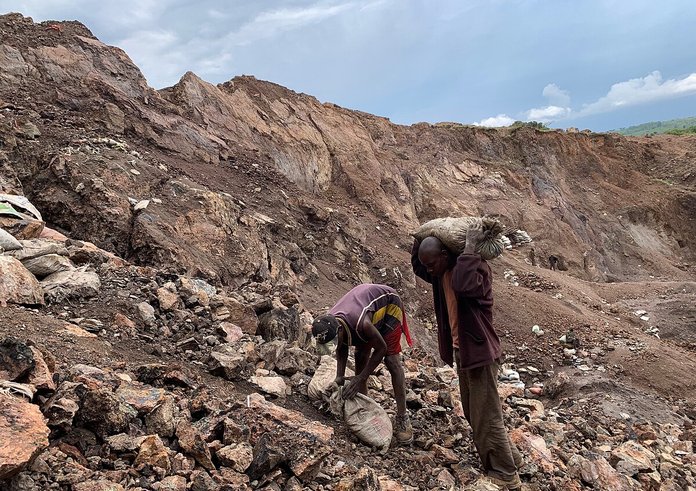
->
[1, 12, 696, 491]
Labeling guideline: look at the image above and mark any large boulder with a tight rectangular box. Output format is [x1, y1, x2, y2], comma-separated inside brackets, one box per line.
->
[40, 268, 100, 302]
[210, 295, 258, 334]
[0, 395, 50, 479]
[0, 256, 44, 305]
[257, 306, 305, 344]
[245, 393, 333, 479]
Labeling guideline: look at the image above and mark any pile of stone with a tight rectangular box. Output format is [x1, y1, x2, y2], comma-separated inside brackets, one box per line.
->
[0, 194, 123, 306]
[1, 337, 333, 490]
[2, 225, 695, 489]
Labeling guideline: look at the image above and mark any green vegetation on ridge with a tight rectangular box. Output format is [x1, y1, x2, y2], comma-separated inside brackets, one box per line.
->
[614, 116, 696, 136]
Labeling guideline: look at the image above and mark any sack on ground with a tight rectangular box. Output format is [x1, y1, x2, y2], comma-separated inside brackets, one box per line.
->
[307, 355, 354, 400]
[0, 227, 22, 251]
[21, 254, 74, 279]
[412, 216, 505, 260]
[330, 388, 392, 453]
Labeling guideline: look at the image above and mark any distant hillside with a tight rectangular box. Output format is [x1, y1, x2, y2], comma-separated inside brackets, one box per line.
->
[614, 116, 696, 136]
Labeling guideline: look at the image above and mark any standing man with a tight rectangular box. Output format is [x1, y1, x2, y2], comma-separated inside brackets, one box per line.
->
[411, 223, 523, 490]
[311, 283, 414, 445]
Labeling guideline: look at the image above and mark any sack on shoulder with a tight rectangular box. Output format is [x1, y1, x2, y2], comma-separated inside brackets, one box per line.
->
[412, 216, 505, 260]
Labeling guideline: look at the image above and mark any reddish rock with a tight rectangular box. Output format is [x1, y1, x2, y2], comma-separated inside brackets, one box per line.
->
[134, 435, 171, 474]
[0, 396, 50, 479]
[0, 216, 44, 240]
[212, 296, 258, 334]
[115, 382, 166, 414]
[610, 440, 656, 475]
[510, 427, 556, 473]
[0, 256, 44, 306]
[27, 346, 55, 392]
[157, 286, 180, 311]
[432, 443, 459, 465]
[497, 382, 524, 400]
[335, 467, 381, 491]
[176, 421, 215, 470]
[568, 453, 640, 490]
[113, 313, 136, 330]
[156, 475, 187, 491]
[72, 480, 124, 491]
[217, 442, 253, 472]
[217, 322, 243, 343]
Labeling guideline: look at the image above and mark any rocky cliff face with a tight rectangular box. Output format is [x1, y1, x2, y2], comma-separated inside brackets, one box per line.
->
[1, 13, 694, 292]
[2, 13, 696, 491]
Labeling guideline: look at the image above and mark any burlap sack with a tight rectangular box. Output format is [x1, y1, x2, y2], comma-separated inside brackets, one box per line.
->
[412, 216, 505, 260]
[0, 227, 22, 251]
[307, 355, 354, 400]
[330, 388, 392, 453]
[21, 254, 74, 279]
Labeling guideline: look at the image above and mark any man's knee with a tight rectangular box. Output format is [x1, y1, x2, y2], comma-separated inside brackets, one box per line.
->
[384, 354, 402, 373]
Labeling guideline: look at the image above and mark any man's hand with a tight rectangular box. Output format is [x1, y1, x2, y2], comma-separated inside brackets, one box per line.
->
[322, 376, 345, 398]
[342, 375, 364, 400]
[464, 221, 489, 253]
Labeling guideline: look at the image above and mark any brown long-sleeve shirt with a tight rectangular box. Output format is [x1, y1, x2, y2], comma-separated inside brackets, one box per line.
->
[411, 239, 502, 369]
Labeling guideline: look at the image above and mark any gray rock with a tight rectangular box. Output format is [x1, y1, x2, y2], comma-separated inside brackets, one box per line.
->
[136, 301, 156, 325]
[145, 395, 177, 438]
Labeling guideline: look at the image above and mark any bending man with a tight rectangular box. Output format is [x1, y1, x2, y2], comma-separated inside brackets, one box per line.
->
[312, 283, 414, 445]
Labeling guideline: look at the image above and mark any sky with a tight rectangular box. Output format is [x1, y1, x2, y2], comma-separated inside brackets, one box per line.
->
[2, 0, 696, 131]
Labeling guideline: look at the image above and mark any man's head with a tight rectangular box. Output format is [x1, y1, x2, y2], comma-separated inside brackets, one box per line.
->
[311, 314, 340, 344]
[418, 236, 450, 277]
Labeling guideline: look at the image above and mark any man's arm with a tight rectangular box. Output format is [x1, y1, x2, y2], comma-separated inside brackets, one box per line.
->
[334, 328, 349, 386]
[411, 239, 433, 283]
[451, 223, 490, 299]
[342, 320, 387, 399]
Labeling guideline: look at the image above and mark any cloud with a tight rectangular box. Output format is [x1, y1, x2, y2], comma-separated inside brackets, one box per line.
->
[473, 114, 515, 127]
[542, 83, 570, 106]
[229, 2, 356, 46]
[526, 105, 571, 122]
[475, 70, 696, 126]
[579, 70, 696, 116]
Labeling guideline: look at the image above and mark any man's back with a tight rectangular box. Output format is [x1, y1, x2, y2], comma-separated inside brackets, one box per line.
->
[329, 283, 403, 341]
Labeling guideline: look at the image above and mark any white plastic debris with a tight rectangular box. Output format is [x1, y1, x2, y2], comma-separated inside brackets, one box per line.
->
[134, 200, 150, 211]
[499, 366, 520, 382]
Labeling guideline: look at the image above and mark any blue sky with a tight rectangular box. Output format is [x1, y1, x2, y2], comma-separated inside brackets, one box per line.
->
[3, 0, 696, 131]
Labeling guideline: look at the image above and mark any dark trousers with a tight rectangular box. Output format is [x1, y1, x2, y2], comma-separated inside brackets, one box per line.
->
[456, 351, 522, 486]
